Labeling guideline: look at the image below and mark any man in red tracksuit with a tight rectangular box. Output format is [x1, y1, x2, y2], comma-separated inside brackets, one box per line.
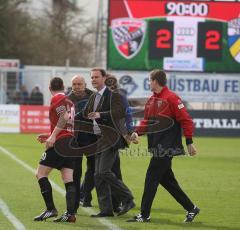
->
[128, 69, 200, 223]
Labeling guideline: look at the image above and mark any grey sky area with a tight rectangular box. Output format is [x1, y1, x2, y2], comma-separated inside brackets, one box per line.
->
[24, 0, 107, 21]
[78, 0, 100, 17]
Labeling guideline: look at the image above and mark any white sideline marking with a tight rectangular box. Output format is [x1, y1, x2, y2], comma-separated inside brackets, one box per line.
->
[0, 146, 123, 230]
[0, 198, 26, 230]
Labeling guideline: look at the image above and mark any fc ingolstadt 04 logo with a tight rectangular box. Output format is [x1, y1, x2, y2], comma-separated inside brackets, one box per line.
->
[111, 18, 146, 59]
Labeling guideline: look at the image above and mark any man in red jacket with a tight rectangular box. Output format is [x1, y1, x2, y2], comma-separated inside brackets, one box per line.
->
[128, 69, 200, 223]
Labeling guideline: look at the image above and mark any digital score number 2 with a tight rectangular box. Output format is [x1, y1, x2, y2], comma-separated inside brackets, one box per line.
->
[149, 21, 173, 59]
[197, 21, 223, 60]
[206, 30, 221, 50]
[156, 29, 172, 48]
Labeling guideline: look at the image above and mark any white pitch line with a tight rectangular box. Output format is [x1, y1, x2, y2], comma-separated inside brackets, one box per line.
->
[0, 146, 123, 230]
[0, 198, 26, 230]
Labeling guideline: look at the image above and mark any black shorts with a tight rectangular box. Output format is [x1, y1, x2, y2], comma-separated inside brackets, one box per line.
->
[39, 147, 75, 170]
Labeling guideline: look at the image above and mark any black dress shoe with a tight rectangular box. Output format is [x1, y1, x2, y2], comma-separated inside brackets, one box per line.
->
[113, 207, 121, 214]
[117, 200, 135, 216]
[91, 212, 114, 218]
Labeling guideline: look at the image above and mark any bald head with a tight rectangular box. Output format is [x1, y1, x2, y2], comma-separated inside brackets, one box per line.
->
[71, 75, 85, 83]
[71, 75, 86, 96]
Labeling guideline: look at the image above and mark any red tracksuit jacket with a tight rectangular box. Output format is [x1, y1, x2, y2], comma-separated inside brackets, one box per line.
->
[137, 86, 194, 156]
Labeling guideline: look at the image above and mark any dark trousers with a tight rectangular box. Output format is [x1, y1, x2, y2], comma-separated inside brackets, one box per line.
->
[81, 155, 95, 203]
[111, 153, 122, 210]
[73, 132, 96, 208]
[73, 155, 95, 207]
[94, 148, 133, 213]
[73, 157, 83, 210]
[74, 152, 122, 208]
[141, 157, 194, 218]
[82, 152, 122, 208]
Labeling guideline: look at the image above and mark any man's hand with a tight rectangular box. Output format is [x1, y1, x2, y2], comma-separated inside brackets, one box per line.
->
[88, 112, 100, 120]
[130, 132, 139, 144]
[123, 132, 139, 145]
[123, 135, 131, 145]
[187, 144, 197, 156]
[37, 133, 49, 143]
[45, 135, 56, 149]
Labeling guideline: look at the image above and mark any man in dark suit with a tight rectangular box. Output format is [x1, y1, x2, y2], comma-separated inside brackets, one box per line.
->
[84, 68, 135, 217]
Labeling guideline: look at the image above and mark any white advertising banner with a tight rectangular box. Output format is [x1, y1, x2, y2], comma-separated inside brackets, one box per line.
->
[167, 73, 240, 103]
[111, 71, 240, 103]
[164, 17, 204, 71]
[0, 105, 20, 133]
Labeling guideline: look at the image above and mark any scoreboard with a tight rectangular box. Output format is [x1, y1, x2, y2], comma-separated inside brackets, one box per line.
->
[107, 0, 240, 72]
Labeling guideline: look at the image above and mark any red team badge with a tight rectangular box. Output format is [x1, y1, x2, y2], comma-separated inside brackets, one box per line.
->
[111, 18, 146, 59]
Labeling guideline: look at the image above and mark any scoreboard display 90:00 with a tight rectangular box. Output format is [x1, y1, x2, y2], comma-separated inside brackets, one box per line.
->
[165, 2, 209, 16]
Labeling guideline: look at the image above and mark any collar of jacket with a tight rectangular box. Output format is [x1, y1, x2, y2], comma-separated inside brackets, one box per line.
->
[154, 86, 168, 97]
[68, 88, 92, 99]
[98, 87, 111, 97]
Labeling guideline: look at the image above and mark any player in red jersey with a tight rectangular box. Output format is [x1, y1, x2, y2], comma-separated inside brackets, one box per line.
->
[34, 77, 76, 223]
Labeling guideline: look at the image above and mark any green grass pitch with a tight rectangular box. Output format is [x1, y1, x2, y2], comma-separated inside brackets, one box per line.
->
[0, 134, 239, 230]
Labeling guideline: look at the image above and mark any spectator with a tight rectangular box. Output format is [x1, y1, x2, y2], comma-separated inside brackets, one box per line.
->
[19, 85, 29, 105]
[29, 85, 44, 105]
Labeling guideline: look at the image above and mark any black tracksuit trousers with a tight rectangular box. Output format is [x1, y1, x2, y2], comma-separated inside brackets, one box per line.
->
[141, 156, 194, 218]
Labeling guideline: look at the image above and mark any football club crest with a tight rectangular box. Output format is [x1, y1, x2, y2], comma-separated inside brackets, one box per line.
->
[111, 18, 146, 59]
[228, 17, 240, 63]
[157, 100, 163, 108]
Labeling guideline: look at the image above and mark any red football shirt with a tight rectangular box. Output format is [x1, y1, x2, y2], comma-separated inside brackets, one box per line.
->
[49, 93, 75, 140]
